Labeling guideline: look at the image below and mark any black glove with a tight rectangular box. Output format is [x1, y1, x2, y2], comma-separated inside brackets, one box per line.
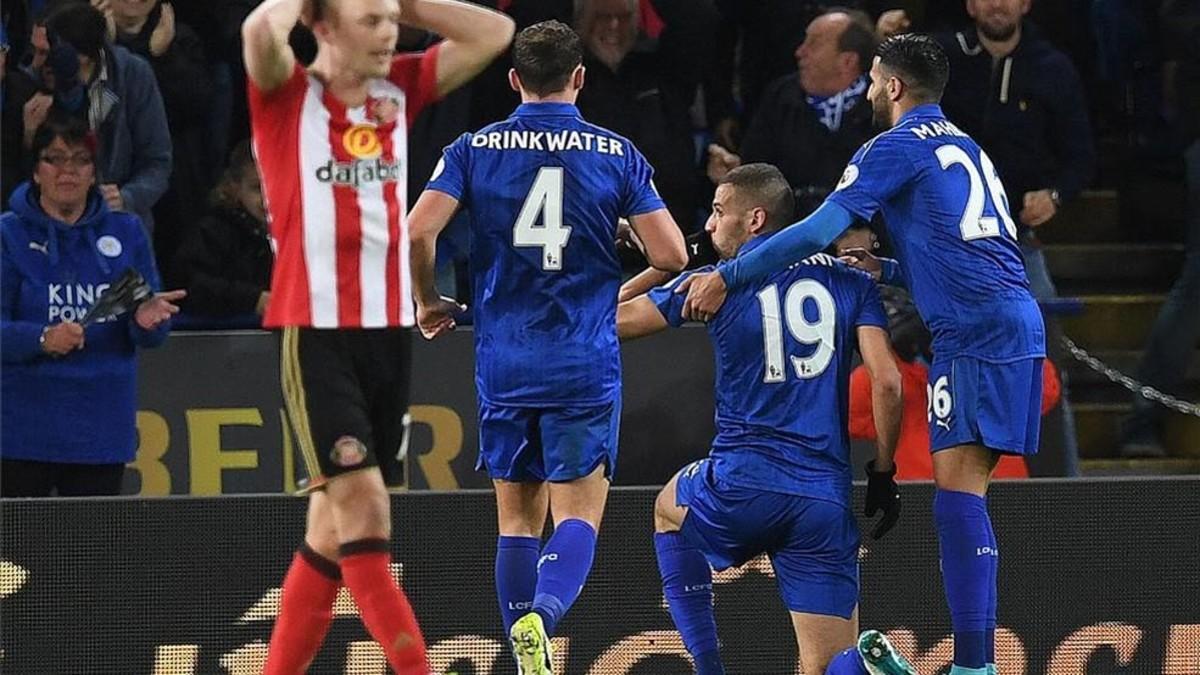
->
[864, 459, 901, 540]
[81, 268, 152, 327]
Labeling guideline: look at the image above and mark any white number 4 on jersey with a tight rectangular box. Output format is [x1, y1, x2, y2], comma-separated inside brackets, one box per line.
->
[514, 167, 573, 271]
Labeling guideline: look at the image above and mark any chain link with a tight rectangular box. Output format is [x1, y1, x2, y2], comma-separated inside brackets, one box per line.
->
[1060, 336, 1200, 418]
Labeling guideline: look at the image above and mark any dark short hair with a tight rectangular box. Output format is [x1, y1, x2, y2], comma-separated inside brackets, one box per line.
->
[875, 33, 950, 103]
[45, 2, 107, 65]
[824, 7, 879, 74]
[512, 20, 583, 97]
[30, 114, 95, 172]
[718, 163, 796, 232]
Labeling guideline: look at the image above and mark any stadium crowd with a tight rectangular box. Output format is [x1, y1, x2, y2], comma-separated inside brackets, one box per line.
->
[1, 0, 1197, 494]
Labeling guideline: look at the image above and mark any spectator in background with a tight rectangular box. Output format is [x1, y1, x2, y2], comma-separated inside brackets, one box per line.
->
[0, 116, 183, 497]
[573, 0, 718, 232]
[1119, 1, 1200, 458]
[708, 1, 905, 149]
[107, 0, 215, 267]
[936, 0, 1095, 240]
[169, 141, 270, 327]
[936, 0, 1095, 476]
[707, 8, 878, 217]
[3, 19, 51, 203]
[14, 2, 172, 232]
[2, 20, 23, 202]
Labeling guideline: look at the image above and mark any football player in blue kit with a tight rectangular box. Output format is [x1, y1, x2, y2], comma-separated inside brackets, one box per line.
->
[618, 163, 914, 675]
[407, 20, 687, 675]
[679, 35, 1046, 675]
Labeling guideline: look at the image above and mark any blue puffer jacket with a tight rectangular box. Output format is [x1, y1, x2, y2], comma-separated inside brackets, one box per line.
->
[1, 182, 168, 464]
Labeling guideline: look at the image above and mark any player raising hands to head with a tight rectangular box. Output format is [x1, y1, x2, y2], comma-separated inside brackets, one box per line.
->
[242, 0, 514, 672]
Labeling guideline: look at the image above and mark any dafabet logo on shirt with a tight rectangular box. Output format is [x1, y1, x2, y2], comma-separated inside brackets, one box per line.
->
[314, 125, 401, 188]
[342, 124, 382, 159]
[312, 123, 402, 188]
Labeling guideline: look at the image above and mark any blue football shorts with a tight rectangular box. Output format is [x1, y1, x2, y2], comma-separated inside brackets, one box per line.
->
[927, 356, 1043, 455]
[675, 458, 859, 619]
[476, 397, 621, 482]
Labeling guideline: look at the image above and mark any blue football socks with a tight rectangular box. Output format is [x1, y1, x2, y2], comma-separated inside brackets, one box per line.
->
[985, 509, 998, 671]
[655, 532, 724, 675]
[532, 518, 597, 634]
[934, 489, 995, 671]
[495, 535, 540, 633]
[825, 647, 870, 674]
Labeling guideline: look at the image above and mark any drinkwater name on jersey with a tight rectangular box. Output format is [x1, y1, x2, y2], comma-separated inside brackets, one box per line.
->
[470, 129, 626, 156]
[315, 157, 402, 188]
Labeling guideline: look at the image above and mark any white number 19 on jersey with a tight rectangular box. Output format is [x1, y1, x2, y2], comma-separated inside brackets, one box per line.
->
[513, 167, 573, 271]
[756, 279, 837, 382]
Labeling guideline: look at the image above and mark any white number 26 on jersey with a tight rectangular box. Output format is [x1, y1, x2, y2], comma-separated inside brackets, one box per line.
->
[756, 279, 837, 382]
[935, 145, 1018, 242]
[514, 167, 573, 271]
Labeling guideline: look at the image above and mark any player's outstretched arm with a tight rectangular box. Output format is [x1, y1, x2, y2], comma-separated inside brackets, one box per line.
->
[616, 296, 670, 342]
[627, 209, 688, 273]
[241, 0, 306, 93]
[720, 201, 855, 291]
[858, 324, 903, 539]
[402, 0, 515, 98]
[409, 189, 463, 339]
[676, 201, 856, 322]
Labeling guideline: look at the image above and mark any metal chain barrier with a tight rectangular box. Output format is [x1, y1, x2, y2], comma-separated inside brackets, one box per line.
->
[1061, 335, 1200, 417]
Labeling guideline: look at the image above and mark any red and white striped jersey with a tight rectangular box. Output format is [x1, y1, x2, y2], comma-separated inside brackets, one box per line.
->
[248, 48, 440, 328]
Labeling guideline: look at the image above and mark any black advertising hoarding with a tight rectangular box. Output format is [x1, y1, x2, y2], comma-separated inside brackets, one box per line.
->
[3, 481, 1198, 674]
[128, 330, 715, 495]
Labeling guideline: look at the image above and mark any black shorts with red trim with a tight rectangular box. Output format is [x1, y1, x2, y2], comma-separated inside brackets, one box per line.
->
[280, 326, 412, 488]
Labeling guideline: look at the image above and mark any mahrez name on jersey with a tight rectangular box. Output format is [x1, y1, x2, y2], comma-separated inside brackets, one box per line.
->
[908, 119, 968, 141]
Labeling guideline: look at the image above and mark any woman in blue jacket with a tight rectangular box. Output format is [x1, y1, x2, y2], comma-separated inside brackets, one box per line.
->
[1, 116, 184, 497]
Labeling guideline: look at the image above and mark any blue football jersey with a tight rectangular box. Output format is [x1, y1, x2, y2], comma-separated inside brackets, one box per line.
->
[650, 241, 888, 506]
[427, 102, 665, 405]
[826, 104, 1045, 362]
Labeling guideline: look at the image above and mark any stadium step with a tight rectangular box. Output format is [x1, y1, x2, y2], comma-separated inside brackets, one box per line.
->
[1043, 243, 1184, 292]
[1039, 190, 1120, 243]
[1060, 294, 1165, 350]
[1073, 402, 1200, 459]
[1061, 349, 1200, 387]
[1080, 457, 1200, 476]
[1119, 173, 1189, 235]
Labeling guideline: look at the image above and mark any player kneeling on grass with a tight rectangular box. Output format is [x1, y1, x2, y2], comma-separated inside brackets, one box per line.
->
[617, 163, 915, 675]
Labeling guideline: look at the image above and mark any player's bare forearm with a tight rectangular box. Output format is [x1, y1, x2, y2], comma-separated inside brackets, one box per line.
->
[619, 267, 673, 304]
[241, 0, 305, 91]
[402, 0, 515, 97]
[616, 297, 669, 341]
[409, 233, 440, 308]
[628, 209, 688, 273]
[408, 189, 458, 308]
[859, 326, 902, 470]
[870, 374, 902, 470]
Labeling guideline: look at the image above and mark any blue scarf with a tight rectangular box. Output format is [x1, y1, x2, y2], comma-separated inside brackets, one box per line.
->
[805, 74, 869, 131]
